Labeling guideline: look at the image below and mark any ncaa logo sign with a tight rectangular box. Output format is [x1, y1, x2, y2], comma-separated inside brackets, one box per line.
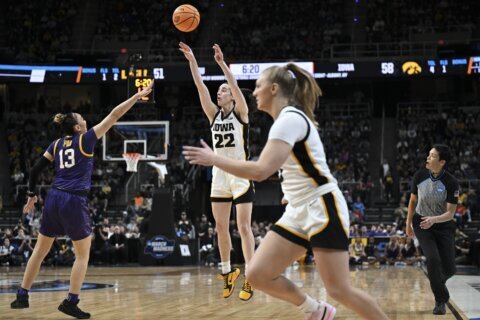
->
[144, 235, 175, 259]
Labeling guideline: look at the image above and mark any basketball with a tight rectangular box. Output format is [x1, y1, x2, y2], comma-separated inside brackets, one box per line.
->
[172, 4, 200, 32]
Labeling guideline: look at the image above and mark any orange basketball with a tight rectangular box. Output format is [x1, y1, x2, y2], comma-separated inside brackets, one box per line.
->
[172, 4, 200, 32]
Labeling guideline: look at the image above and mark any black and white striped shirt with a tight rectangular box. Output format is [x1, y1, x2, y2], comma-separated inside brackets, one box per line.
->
[411, 168, 459, 217]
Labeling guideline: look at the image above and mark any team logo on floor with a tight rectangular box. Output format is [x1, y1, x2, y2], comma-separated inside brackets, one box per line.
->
[0, 280, 114, 293]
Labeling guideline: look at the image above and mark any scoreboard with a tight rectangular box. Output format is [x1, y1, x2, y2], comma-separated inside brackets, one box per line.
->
[0, 56, 479, 84]
[128, 77, 154, 103]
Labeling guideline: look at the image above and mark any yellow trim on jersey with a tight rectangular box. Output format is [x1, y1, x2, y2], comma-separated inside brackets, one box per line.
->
[232, 182, 251, 200]
[211, 195, 233, 198]
[275, 223, 309, 240]
[309, 196, 330, 237]
[290, 148, 319, 186]
[241, 126, 246, 160]
[304, 143, 329, 183]
[79, 133, 94, 157]
[332, 192, 349, 237]
[53, 139, 60, 157]
[290, 142, 328, 187]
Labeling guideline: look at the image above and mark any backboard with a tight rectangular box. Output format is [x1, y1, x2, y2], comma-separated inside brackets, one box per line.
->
[102, 121, 169, 162]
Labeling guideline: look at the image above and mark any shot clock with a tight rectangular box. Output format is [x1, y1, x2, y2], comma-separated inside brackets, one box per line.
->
[128, 77, 155, 103]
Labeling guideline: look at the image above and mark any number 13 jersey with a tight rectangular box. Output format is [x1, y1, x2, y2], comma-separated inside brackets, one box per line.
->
[46, 128, 98, 192]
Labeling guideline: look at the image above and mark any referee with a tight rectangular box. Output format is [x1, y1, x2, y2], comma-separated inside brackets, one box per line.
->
[406, 144, 459, 315]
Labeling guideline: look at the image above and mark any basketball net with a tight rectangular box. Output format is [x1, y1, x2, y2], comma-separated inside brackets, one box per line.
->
[122, 153, 141, 172]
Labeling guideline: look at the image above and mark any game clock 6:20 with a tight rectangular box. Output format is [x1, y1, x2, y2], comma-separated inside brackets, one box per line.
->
[129, 78, 154, 102]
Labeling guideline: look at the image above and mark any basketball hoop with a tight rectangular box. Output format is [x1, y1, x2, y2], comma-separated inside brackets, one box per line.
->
[122, 153, 141, 172]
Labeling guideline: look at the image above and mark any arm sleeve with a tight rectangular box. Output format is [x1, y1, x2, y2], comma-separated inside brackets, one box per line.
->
[268, 112, 308, 146]
[80, 128, 98, 155]
[445, 177, 460, 204]
[28, 156, 51, 193]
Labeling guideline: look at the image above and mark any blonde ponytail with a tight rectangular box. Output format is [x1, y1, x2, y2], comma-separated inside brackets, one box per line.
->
[285, 63, 321, 128]
[263, 63, 322, 127]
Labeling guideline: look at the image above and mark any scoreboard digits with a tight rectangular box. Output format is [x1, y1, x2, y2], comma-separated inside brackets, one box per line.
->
[128, 77, 154, 103]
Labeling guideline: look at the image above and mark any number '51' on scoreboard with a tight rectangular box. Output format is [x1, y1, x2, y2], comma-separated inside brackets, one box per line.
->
[128, 77, 155, 103]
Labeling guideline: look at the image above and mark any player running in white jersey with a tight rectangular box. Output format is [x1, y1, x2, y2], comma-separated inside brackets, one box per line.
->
[184, 63, 389, 319]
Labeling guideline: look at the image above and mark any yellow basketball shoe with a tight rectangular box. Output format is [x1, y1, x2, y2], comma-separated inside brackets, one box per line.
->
[220, 268, 240, 298]
[239, 277, 253, 301]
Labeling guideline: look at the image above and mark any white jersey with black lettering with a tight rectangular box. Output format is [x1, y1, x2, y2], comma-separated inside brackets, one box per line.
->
[210, 107, 252, 202]
[268, 106, 339, 207]
[210, 107, 249, 161]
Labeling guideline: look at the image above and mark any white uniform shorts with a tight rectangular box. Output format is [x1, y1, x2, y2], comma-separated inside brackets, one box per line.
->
[210, 169, 254, 204]
[272, 188, 350, 250]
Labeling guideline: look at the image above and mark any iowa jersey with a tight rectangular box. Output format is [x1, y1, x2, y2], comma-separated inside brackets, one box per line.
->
[210, 107, 249, 161]
[269, 106, 338, 207]
[46, 128, 98, 192]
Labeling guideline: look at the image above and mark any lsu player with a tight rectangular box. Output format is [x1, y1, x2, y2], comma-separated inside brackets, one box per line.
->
[179, 42, 255, 301]
[10, 82, 153, 319]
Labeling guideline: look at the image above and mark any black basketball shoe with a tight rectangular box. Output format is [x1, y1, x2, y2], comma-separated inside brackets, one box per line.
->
[10, 293, 29, 309]
[58, 299, 91, 319]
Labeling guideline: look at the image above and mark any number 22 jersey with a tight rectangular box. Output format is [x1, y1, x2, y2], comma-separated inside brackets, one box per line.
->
[210, 107, 249, 163]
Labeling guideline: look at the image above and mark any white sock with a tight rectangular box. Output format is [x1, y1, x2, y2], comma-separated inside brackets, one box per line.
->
[299, 295, 320, 313]
[221, 261, 231, 274]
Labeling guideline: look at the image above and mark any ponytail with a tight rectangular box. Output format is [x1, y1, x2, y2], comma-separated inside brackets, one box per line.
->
[285, 63, 321, 128]
[263, 63, 322, 127]
[52, 113, 78, 135]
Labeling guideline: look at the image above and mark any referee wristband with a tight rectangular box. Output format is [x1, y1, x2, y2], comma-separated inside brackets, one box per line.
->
[26, 190, 36, 197]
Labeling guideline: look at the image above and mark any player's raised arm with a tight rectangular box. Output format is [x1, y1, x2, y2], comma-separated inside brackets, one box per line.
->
[213, 44, 248, 122]
[93, 81, 153, 139]
[179, 42, 217, 122]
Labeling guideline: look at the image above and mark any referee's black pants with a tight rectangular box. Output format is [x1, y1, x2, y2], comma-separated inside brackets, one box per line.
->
[413, 213, 456, 303]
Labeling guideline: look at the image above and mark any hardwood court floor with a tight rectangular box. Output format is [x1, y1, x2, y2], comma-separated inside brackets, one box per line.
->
[0, 265, 465, 319]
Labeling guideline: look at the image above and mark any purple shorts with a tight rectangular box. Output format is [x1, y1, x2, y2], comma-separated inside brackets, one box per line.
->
[40, 188, 92, 241]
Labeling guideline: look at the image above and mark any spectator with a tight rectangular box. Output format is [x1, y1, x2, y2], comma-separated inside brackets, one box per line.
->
[383, 236, 400, 265]
[400, 237, 420, 265]
[352, 196, 366, 222]
[199, 227, 217, 266]
[196, 214, 212, 240]
[365, 237, 378, 265]
[383, 171, 394, 203]
[176, 211, 194, 241]
[394, 201, 408, 227]
[17, 237, 34, 263]
[349, 235, 367, 265]
[109, 226, 127, 264]
[0, 238, 15, 266]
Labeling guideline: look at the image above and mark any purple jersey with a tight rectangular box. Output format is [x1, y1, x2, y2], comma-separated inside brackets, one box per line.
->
[46, 128, 97, 192]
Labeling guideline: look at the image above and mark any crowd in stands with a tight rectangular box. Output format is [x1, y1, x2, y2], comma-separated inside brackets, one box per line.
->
[4, 0, 480, 64]
[4, 0, 78, 63]
[219, 0, 346, 61]
[317, 109, 374, 206]
[365, 0, 478, 43]
[396, 107, 480, 227]
[95, 0, 210, 62]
